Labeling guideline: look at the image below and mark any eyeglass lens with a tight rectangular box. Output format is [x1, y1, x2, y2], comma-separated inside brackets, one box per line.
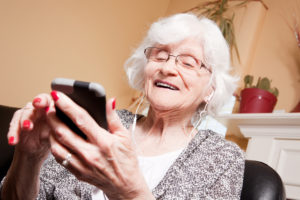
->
[145, 47, 201, 70]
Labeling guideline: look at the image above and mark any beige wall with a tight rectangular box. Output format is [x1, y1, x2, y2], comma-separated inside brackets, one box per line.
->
[2, 0, 298, 111]
[0, 0, 170, 109]
[1, 1, 299, 146]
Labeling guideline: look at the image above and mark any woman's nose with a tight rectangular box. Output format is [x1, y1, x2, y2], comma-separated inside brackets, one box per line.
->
[160, 56, 178, 76]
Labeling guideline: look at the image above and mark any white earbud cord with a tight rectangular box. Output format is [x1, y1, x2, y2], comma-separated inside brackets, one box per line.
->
[189, 92, 213, 140]
[131, 94, 145, 149]
[190, 102, 208, 138]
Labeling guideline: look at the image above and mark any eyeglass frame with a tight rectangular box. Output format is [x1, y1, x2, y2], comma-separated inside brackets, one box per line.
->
[144, 47, 211, 73]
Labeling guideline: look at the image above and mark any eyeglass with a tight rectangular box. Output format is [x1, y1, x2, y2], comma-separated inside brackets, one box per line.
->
[144, 47, 211, 73]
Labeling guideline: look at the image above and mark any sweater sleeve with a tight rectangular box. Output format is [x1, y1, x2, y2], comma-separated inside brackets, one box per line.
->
[205, 147, 245, 200]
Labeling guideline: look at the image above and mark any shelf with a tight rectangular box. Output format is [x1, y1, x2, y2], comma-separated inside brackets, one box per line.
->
[216, 113, 300, 139]
[216, 112, 300, 125]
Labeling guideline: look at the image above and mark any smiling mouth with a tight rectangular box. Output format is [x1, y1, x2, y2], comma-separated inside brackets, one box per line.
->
[154, 81, 179, 90]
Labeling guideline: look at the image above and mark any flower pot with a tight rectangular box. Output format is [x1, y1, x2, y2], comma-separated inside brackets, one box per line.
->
[291, 100, 300, 112]
[239, 88, 277, 113]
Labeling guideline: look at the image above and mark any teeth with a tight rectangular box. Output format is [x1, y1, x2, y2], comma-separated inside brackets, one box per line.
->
[155, 82, 177, 90]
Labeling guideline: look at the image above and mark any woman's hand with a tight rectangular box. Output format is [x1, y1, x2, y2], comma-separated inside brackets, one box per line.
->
[7, 94, 52, 160]
[48, 91, 154, 200]
[2, 94, 53, 200]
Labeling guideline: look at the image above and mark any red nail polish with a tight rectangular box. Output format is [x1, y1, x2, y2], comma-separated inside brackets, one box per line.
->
[51, 90, 59, 101]
[45, 106, 50, 113]
[112, 98, 116, 110]
[8, 136, 14, 145]
[23, 120, 31, 129]
[33, 97, 41, 104]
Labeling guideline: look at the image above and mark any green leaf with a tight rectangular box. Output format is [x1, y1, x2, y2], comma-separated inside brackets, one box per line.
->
[186, 0, 256, 63]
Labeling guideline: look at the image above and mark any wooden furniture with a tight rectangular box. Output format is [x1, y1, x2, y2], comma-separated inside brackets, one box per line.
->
[217, 113, 300, 199]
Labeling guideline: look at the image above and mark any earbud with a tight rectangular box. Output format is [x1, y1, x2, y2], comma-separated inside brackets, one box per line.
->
[204, 91, 214, 103]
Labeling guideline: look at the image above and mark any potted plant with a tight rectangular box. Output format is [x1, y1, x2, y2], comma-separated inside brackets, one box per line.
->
[239, 75, 279, 113]
[185, 0, 268, 61]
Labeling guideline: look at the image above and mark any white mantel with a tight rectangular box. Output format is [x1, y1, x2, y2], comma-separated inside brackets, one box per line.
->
[216, 112, 300, 199]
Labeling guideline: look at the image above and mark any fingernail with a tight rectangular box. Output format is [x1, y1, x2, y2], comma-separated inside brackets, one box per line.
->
[45, 106, 50, 113]
[8, 136, 14, 145]
[33, 97, 41, 104]
[23, 120, 31, 129]
[112, 98, 116, 110]
[51, 90, 59, 102]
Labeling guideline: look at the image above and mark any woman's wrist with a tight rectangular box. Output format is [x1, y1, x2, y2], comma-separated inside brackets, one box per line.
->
[105, 178, 155, 200]
[13, 147, 49, 169]
[1, 155, 43, 200]
[131, 190, 156, 200]
[1, 149, 49, 200]
[9, 150, 46, 180]
[126, 180, 155, 200]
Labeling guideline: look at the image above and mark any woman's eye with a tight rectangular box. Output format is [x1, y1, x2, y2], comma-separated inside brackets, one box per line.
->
[180, 56, 197, 68]
[156, 57, 166, 61]
[155, 51, 168, 61]
[182, 62, 194, 68]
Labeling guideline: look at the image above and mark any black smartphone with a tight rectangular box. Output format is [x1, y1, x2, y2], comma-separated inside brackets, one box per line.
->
[51, 78, 107, 139]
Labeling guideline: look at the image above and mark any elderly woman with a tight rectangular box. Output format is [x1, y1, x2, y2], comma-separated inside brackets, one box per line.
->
[1, 13, 244, 199]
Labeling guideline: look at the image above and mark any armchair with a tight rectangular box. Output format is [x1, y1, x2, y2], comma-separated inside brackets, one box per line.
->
[241, 160, 286, 200]
[0, 105, 17, 181]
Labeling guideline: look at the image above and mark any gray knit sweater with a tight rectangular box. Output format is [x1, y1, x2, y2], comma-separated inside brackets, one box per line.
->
[1, 110, 245, 199]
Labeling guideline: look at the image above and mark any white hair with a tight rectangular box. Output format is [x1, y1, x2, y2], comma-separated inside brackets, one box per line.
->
[124, 13, 238, 116]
